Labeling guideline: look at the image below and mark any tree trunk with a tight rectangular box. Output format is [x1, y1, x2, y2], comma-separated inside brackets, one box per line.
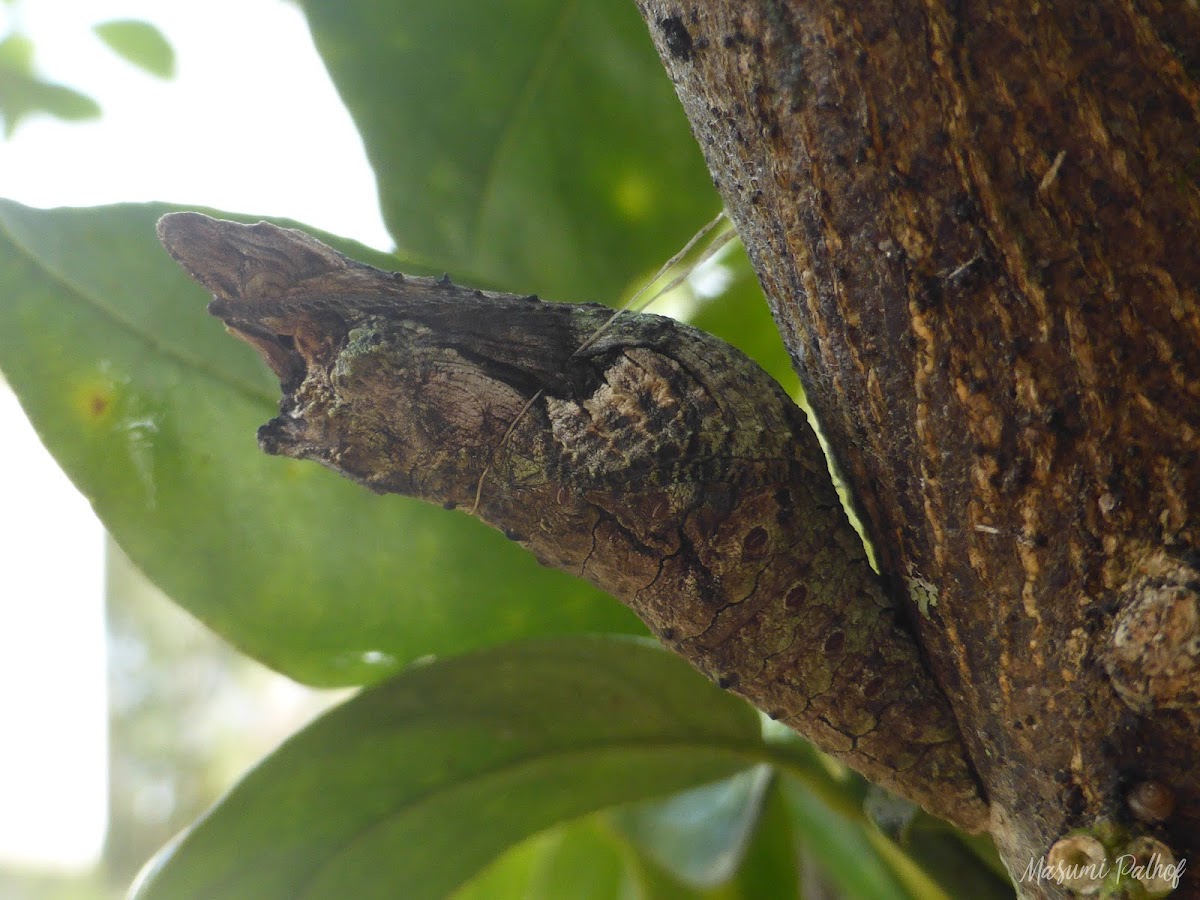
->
[635, 0, 1200, 895]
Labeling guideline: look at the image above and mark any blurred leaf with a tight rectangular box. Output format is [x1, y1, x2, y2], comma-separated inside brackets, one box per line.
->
[524, 820, 637, 900]
[451, 831, 544, 900]
[130, 637, 766, 900]
[867, 831, 955, 900]
[761, 722, 871, 823]
[895, 825, 1015, 900]
[686, 245, 800, 398]
[0, 34, 99, 136]
[731, 779, 800, 899]
[299, 0, 716, 302]
[782, 777, 918, 900]
[0, 199, 643, 686]
[94, 20, 175, 79]
[458, 816, 677, 900]
[610, 765, 772, 889]
[0, 33, 35, 69]
[863, 784, 921, 841]
[958, 830, 1014, 884]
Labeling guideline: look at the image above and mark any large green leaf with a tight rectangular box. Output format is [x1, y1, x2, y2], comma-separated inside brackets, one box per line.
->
[730, 779, 801, 899]
[0, 199, 642, 686]
[299, 0, 715, 302]
[130, 637, 765, 900]
[609, 765, 772, 889]
[782, 778, 920, 900]
[459, 779, 805, 900]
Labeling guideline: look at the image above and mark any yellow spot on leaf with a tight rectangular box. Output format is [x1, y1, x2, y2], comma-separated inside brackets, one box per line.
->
[73, 382, 116, 424]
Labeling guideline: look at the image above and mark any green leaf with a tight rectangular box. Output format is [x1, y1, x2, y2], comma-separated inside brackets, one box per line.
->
[451, 831, 544, 900]
[0, 33, 35, 70]
[0, 199, 643, 686]
[130, 637, 766, 900]
[686, 245, 800, 398]
[610, 765, 772, 889]
[731, 780, 801, 899]
[299, 0, 716, 302]
[895, 820, 1015, 900]
[0, 36, 100, 137]
[524, 820, 638, 900]
[93, 20, 175, 79]
[782, 777, 918, 900]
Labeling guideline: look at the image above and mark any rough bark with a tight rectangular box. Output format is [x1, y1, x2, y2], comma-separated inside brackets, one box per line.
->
[157, 211, 989, 830]
[634, 0, 1200, 896]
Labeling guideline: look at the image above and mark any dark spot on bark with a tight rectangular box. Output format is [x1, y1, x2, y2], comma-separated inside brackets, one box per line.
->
[1064, 784, 1085, 816]
[916, 276, 943, 311]
[390, 271, 405, 282]
[694, 37, 708, 50]
[442, 500, 457, 510]
[824, 631, 845, 654]
[659, 16, 694, 61]
[785, 584, 808, 610]
[774, 488, 794, 523]
[472, 289, 484, 298]
[438, 273, 452, 286]
[717, 674, 739, 689]
[1001, 457, 1031, 492]
[864, 677, 886, 699]
[504, 528, 524, 542]
[522, 294, 540, 303]
[1013, 720, 1024, 730]
[661, 627, 676, 641]
[768, 709, 783, 720]
[742, 526, 770, 560]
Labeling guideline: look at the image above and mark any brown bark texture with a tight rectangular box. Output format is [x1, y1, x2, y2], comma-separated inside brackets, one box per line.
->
[157, 212, 987, 829]
[634, 0, 1200, 896]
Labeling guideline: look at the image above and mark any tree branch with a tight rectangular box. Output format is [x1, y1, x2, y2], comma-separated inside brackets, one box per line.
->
[632, 0, 1199, 893]
[157, 211, 989, 831]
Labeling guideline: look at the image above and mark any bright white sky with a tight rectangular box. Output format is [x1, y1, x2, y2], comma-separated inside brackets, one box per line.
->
[0, 0, 386, 869]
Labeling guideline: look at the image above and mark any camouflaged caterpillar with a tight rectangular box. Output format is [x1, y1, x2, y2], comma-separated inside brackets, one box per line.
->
[158, 212, 989, 831]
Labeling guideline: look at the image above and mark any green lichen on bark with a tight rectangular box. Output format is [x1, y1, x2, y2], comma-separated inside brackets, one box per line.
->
[158, 212, 989, 831]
